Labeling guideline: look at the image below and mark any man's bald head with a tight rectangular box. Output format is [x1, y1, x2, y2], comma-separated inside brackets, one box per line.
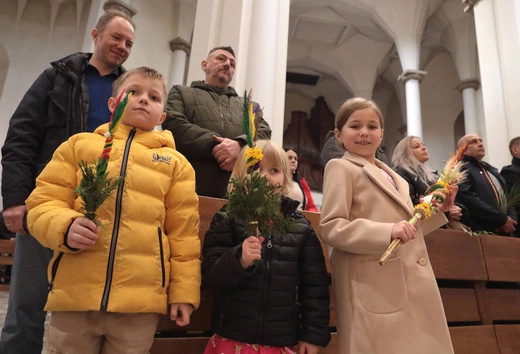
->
[459, 134, 485, 161]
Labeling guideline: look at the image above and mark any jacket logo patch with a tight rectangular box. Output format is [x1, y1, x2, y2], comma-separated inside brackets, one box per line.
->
[152, 153, 172, 165]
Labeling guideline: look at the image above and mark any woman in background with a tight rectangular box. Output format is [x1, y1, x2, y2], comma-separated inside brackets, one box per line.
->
[285, 149, 318, 212]
[392, 136, 469, 227]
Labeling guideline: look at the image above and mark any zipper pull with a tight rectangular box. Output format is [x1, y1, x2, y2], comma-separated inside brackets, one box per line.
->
[267, 235, 272, 249]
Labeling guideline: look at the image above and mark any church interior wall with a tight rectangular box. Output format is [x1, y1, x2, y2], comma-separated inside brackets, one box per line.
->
[420, 51, 463, 172]
[0, 0, 90, 168]
[120, 0, 175, 84]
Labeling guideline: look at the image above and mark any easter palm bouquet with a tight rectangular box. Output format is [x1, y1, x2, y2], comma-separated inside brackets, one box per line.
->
[379, 143, 468, 265]
[74, 91, 131, 225]
[219, 91, 293, 237]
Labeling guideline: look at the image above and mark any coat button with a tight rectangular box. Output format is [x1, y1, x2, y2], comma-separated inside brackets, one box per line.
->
[418, 257, 427, 266]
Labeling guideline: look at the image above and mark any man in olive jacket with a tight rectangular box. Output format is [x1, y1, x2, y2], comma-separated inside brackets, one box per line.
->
[163, 46, 272, 198]
[0, 10, 135, 353]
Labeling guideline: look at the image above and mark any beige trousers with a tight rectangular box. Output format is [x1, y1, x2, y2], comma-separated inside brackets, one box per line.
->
[46, 311, 159, 354]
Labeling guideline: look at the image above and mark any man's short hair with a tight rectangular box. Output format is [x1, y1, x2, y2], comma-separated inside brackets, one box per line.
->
[509, 136, 520, 156]
[96, 9, 136, 34]
[208, 46, 235, 58]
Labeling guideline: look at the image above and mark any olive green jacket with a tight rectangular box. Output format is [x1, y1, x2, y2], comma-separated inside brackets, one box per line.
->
[163, 81, 271, 197]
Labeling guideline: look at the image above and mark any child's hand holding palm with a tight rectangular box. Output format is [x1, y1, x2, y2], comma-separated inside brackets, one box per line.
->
[240, 236, 264, 268]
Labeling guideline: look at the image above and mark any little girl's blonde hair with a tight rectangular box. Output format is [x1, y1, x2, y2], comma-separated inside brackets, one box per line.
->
[229, 139, 292, 195]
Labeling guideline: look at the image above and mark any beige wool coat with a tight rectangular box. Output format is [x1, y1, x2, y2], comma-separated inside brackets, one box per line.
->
[320, 152, 454, 354]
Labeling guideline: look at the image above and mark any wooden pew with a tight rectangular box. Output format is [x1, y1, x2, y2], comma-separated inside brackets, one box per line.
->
[0, 239, 15, 291]
[152, 197, 520, 354]
[479, 235, 520, 354]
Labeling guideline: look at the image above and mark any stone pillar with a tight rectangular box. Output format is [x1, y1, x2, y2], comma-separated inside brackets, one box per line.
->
[470, 0, 520, 168]
[169, 37, 191, 86]
[103, 0, 137, 18]
[397, 69, 427, 138]
[456, 78, 480, 135]
[245, 0, 290, 144]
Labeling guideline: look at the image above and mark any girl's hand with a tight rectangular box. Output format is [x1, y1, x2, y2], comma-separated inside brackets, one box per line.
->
[170, 303, 193, 326]
[67, 218, 99, 249]
[448, 205, 462, 221]
[438, 185, 458, 213]
[391, 220, 416, 244]
[298, 341, 319, 354]
[240, 236, 264, 269]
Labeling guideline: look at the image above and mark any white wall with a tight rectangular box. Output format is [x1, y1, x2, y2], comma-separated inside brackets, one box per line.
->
[420, 51, 463, 172]
[122, 0, 176, 77]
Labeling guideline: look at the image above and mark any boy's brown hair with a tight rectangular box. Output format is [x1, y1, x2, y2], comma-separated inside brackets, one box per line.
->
[112, 66, 168, 105]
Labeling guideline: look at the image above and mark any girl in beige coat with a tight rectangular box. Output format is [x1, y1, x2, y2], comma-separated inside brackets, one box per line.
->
[319, 98, 455, 354]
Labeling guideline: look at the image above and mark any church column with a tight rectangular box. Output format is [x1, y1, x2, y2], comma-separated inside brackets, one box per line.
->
[245, 0, 290, 144]
[103, 0, 137, 17]
[456, 78, 480, 135]
[169, 38, 191, 86]
[466, 0, 520, 167]
[397, 69, 427, 138]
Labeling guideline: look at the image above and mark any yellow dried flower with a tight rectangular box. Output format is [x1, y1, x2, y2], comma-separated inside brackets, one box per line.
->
[245, 146, 263, 167]
[414, 202, 432, 219]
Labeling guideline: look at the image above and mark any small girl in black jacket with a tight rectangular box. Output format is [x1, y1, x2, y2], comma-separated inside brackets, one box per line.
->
[202, 139, 331, 354]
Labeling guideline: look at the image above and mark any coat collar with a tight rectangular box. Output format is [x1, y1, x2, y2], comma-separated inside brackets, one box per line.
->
[342, 151, 413, 216]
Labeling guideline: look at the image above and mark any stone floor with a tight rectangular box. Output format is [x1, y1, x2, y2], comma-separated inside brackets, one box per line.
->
[0, 291, 8, 331]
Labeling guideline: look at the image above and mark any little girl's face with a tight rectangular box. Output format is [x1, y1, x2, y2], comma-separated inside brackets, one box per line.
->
[335, 108, 383, 163]
[258, 160, 285, 191]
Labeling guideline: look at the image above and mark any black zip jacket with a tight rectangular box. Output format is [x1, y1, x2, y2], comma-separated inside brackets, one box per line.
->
[456, 156, 517, 235]
[202, 197, 331, 348]
[1, 52, 124, 210]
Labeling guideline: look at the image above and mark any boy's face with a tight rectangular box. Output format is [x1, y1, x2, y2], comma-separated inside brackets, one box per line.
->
[109, 74, 166, 131]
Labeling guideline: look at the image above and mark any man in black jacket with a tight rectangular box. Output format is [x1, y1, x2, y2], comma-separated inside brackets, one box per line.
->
[455, 134, 517, 236]
[0, 10, 135, 353]
[163, 46, 271, 198]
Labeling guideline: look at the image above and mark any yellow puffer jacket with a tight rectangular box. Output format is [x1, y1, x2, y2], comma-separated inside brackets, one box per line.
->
[26, 123, 200, 314]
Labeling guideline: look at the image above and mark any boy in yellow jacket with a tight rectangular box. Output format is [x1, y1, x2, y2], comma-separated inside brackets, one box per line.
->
[26, 67, 200, 353]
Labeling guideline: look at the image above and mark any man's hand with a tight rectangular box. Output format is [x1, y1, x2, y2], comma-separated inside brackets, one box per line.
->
[3, 205, 27, 236]
[212, 136, 241, 171]
[240, 236, 264, 268]
[170, 303, 194, 326]
[67, 218, 99, 249]
[298, 341, 319, 354]
[448, 205, 462, 221]
[497, 216, 517, 234]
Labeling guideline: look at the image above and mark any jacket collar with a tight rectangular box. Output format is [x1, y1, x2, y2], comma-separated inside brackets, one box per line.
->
[94, 123, 176, 149]
[190, 80, 238, 97]
[342, 151, 413, 215]
[512, 156, 520, 166]
[51, 52, 126, 79]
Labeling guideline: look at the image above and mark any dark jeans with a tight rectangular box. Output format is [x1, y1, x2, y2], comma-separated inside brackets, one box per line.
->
[0, 232, 53, 353]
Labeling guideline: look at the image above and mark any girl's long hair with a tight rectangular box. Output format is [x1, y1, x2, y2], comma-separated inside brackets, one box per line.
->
[229, 140, 292, 195]
[392, 136, 437, 186]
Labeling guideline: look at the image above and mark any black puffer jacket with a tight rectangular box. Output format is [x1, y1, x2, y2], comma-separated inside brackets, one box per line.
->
[1, 53, 124, 209]
[202, 197, 331, 348]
